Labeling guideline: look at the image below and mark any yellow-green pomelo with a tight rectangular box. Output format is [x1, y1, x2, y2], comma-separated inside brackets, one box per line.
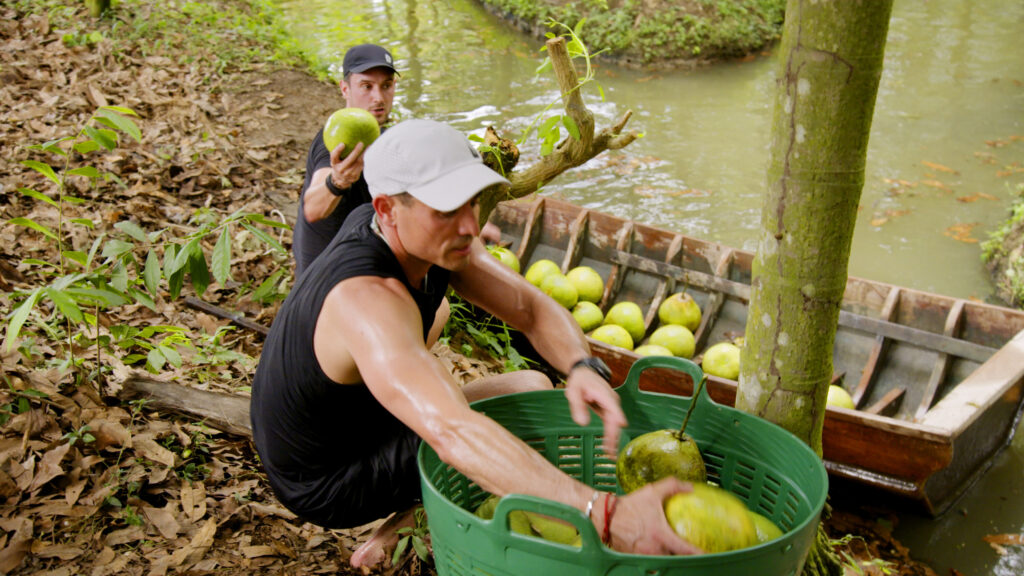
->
[571, 301, 604, 333]
[540, 273, 578, 309]
[566, 266, 604, 304]
[649, 324, 696, 359]
[658, 292, 702, 332]
[664, 483, 759, 553]
[748, 510, 784, 544]
[591, 324, 634, 351]
[701, 342, 741, 380]
[616, 429, 706, 493]
[635, 344, 673, 357]
[525, 259, 561, 287]
[604, 301, 645, 344]
[323, 108, 380, 160]
[487, 245, 520, 273]
[826, 385, 856, 410]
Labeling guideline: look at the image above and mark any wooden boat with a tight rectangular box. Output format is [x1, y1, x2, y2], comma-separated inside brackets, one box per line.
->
[488, 196, 1024, 516]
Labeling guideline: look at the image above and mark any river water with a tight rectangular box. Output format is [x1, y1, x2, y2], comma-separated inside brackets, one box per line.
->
[275, 0, 1024, 573]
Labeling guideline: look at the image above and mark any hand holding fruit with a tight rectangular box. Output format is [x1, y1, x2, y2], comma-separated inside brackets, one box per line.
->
[603, 477, 701, 556]
[327, 139, 366, 192]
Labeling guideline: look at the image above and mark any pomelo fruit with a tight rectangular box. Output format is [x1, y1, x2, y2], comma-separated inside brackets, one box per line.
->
[571, 301, 604, 333]
[565, 266, 604, 304]
[540, 273, 578, 309]
[826, 385, 856, 410]
[635, 344, 673, 357]
[487, 245, 520, 273]
[701, 342, 741, 380]
[616, 429, 706, 493]
[604, 301, 645, 344]
[658, 292, 702, 332]
[323, 108, 380, 160]
[748, 510, 784, 543]
[591, 324, 634, 351]
[664, 483, 759, 553]
[524, 259, 561, 287]
[649, 324, 696, 359]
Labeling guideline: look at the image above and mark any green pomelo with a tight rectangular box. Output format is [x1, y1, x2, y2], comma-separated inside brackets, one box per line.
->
[571, 301, 604, 333]
[634, 344, 673, 357]
[591, 324, 634, 351]
[616, 429, 707, 493]
[487, 245, 520, 273]
[524, 259, 561, 287]
[658, 292, 702, 332]
[604, 301, 645, 344]
[826, 385, 856, 410]
[748, 510, 784, 543]
[649, 324, 696, 358]
[701, 342, 741, 380]
[565, 266, 605, 304]
[540, 273, 578, 309]
[322, 108, 380, 159]
[664, 483, 759, 553]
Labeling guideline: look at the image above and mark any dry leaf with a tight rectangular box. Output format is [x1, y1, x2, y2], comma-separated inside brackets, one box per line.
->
[143, 505, 182, 539]
[920, 179, 951, 191]
[943, 223, 979, 243]
[921, 160, 958, 174]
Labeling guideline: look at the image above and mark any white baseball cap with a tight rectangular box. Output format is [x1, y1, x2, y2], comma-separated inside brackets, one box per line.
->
[363, 119, 510, 212]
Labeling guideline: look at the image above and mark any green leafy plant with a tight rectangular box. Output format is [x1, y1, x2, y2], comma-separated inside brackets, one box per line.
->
[4, 105, 288, 382]
[441, 293, 535, 372]
[392, 506, 431, 567]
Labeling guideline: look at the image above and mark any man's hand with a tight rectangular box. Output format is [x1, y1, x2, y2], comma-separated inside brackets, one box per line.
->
[328, 140, 367, 191]
[564, 368, 627, 458]
[607, 478, 701, 555]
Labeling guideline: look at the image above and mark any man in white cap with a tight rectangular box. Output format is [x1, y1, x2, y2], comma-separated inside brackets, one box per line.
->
[251, 119, 697, 568]
[293, 44, 499, 276]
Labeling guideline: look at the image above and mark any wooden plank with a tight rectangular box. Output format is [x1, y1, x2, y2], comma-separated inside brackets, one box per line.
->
[693, 248, 733, 352]
[120, 376, 252, 437]
[514, 197, 545, 266]
[852, 287, 901, 407]
[916, 299, 966, 420]
[608, 250, 996, 362]
[603, 222, 634, 308]
[864, 388, 906, 417]
[561, 209, 590, 272]
[643, 233, 684, 334]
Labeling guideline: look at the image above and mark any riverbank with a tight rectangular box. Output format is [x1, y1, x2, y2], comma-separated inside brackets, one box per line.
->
[478, 0, 786, 69]
[0, 1, 962, 574]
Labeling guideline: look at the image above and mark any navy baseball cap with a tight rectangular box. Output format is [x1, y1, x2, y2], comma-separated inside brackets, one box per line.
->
[343, 44, 399, 77]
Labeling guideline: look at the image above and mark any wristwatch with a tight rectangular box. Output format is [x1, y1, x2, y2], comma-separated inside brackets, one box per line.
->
[325, 173, 345, 197]
[570, 356, 612, 383]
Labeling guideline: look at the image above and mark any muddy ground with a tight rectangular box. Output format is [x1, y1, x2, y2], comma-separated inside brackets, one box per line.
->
[0, 4, 944, 576]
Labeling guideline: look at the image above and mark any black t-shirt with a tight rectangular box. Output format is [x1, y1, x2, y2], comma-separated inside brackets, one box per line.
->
[251, 203, 450, 526]
[291, 127, 374, 277]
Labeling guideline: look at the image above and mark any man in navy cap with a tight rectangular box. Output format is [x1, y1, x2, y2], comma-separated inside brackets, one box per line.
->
[293, 44, 500, 276]
[292, 44, 399, 277]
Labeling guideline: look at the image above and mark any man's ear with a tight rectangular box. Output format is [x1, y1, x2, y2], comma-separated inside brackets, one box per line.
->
[373, 195, 398, 226]
[339, 78, 350, 103]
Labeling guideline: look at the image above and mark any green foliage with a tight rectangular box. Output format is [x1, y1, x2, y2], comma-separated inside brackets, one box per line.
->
[392, 506, 431, 567]
[981, 184, 1024, 307]
[4, 105, 287, 380]
[441, 293, 535, 373]
[479, 0, 785, 64]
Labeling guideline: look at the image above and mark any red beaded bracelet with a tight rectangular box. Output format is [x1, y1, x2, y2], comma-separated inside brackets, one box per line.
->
[602, 493, 617, 545]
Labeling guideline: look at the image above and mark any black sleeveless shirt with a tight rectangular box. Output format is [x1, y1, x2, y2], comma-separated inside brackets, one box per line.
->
[250, 203, 450, 517]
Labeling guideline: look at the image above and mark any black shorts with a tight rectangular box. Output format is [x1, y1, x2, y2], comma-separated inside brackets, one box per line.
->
[265, 424, 423, 529]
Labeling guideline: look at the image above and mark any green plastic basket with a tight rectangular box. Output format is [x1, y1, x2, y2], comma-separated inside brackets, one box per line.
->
[418, 356, 828, 576]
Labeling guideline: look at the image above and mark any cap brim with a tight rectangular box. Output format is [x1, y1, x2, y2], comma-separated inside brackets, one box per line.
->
[347, 62, 399, 76]
[409, 162, 509, 212]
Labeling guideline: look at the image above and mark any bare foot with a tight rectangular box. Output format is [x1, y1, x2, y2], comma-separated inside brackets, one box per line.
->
[349, 506, 419, 569]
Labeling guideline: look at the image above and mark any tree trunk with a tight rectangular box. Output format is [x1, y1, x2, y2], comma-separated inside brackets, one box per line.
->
[85, 0, 110, 18]
[736, 0, 894, 453]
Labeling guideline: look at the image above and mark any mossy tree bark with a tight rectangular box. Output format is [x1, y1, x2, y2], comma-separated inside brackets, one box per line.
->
[737, 0, 894, 451]
[736, 2, 894, 574]
[85, 0, 110, 17]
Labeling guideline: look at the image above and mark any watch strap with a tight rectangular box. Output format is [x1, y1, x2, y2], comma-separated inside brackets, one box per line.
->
[570, 356, 612, 383]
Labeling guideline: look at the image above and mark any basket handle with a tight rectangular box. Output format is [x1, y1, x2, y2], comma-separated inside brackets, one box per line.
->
[617, 355, 714, 407]
[491, 493, 603, 552]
